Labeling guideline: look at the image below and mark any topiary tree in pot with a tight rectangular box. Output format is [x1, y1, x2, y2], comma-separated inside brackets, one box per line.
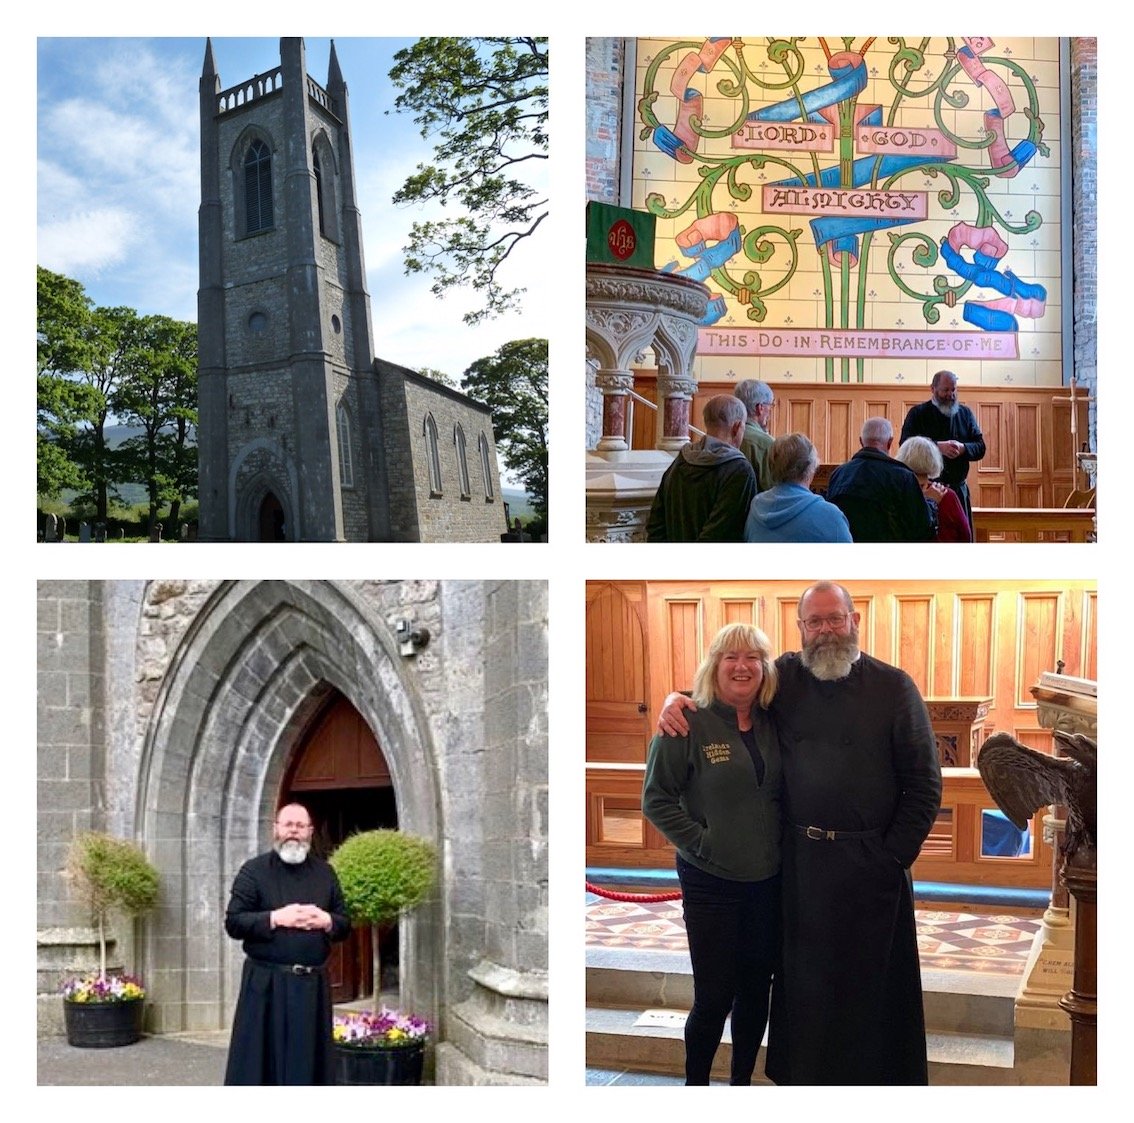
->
[330, 829, 436, 1013]
[329, 830, 436, 1083]
[61, 832, 160, 1046]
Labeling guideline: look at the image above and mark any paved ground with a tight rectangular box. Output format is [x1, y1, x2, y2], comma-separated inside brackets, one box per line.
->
[38, 1031, 230, 1086]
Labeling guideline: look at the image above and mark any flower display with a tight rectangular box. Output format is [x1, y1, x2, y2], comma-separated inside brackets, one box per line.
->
[61, 973, 145, 1004]
[333, 1008, 431, 1049]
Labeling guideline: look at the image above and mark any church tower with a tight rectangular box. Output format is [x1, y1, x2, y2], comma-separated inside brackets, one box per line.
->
[197, 38, 391, 541]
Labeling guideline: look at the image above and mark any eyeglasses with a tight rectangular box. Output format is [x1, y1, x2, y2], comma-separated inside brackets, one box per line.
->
[276, 821, 314, 832]
[799, 613, 850, 631]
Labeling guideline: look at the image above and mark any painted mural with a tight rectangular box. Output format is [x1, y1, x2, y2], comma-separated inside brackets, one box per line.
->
[632, 37, 1065, 385]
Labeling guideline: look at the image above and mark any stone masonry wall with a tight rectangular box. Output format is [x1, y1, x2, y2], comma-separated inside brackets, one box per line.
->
[435, 580, 548, 1083]
[37, 582, 104, 927]
[390, 372, 510, 542]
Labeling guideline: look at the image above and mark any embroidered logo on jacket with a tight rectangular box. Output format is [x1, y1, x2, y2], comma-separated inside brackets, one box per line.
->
[701, 743, 732, 764]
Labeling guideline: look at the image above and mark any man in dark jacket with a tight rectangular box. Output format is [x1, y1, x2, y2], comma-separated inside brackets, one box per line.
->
[224, 803, 351, 1085]
[825, 417, 933, 541]
[647, 395, 756, 541]
[900, 370, 986, 529]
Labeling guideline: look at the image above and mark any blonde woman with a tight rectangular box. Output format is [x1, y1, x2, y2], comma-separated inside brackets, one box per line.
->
[642, 623, 782, 1085]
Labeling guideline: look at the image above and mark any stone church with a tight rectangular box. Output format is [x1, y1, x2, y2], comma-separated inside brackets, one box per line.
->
[37, 580, 547, 1084]
[196, 38, 507, 542]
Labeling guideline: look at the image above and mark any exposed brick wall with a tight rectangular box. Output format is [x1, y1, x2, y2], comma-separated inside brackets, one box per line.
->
[585, 38, 624, 203]
[1071, 37, 1097, 460]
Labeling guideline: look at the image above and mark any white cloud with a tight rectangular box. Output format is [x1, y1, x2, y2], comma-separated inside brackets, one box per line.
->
[38, 207, 138, 275]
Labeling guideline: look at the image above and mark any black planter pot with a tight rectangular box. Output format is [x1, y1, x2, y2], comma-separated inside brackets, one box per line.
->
[63, 998, 145, 1048]
[333, 1040, 425, 1085]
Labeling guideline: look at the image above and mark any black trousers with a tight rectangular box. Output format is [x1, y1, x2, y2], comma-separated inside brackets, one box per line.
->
[676, 855, 781, 1085]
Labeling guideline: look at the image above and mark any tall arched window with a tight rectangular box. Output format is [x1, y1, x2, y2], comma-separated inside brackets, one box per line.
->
[311, 134, 339, 242]
[454, 423, 471, 499]
[424, 414, 442, 495]
[336, 403, 354, 488]
[313, 147, 326, 236]
[244, 139, 273, 233]
[478, 432, 495, 500]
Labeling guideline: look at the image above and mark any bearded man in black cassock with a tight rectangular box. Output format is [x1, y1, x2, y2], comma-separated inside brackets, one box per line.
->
[223, 803, 350, 1085]
[900, 370, 986, 534]
[659, 583, 941, 1084]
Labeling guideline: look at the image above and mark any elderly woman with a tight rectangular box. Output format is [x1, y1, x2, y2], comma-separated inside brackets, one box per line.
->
[896, 436, 972, 541]
[642, 622, 782, 1085]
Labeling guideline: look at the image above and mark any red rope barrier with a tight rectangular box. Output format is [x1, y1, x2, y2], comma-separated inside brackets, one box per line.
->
[585, 880, 683, 903]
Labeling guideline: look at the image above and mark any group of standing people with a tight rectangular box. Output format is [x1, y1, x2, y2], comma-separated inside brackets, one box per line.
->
[644, 583, 942, 1084]
[646, 370, 985, 543]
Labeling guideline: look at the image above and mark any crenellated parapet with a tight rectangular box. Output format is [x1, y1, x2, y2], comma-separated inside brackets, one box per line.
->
[216, 67, 283, 114]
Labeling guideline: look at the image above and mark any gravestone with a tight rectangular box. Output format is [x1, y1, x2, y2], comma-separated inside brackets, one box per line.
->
[79, 522, 91, 543]
[94, 523, 107, 543]
[149, 522, 163, 543]
[44, 514, 57, 542]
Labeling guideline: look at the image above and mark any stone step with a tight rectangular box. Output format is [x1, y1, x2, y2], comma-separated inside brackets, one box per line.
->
[587, 952, 1017, 1036]
[586, 1005, 1015, 1085]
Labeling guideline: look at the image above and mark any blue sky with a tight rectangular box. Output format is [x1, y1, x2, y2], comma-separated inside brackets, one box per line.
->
[36, 37, 551, 382]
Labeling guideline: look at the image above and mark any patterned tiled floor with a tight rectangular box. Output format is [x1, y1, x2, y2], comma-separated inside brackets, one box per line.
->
[586, 892, 1041, 978]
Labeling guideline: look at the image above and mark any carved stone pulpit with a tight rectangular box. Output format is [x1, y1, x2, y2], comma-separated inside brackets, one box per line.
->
[585, 263, 710, 542]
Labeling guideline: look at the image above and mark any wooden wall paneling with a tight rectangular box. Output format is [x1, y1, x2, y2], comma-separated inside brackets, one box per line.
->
[955, 594, 997, 703]
[1051, 395, 1090, 503]
[973, 400, 1004, 508]
[631, 380, 1085, 510]
[893, 595, 934, 696]
[1016, 591, 1064, 710]
[774, 593, 802, 655]
[785, 397, 817, 456]
[645, 591, 705, 718]
[1014, 402, 1045, 504]
[1082, 589, 1097, 681]
[826, 399, 854, 464]
[720, 597, 759, 628]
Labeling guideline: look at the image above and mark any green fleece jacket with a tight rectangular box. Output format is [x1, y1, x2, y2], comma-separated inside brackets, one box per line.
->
[642, 699, 782, 881]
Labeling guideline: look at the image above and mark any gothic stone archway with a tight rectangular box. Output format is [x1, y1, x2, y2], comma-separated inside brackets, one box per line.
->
[134, 580, 441, 1034]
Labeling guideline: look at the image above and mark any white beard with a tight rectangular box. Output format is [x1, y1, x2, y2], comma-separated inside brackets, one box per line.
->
[933, 398, 958, 418]
[802, 635, 860, 681]
[275, 839, 310, 865]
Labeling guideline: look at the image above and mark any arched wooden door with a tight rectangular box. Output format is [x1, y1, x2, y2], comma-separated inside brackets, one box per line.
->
[280, 692, 397, 1003]
[585, 581, 650, 763]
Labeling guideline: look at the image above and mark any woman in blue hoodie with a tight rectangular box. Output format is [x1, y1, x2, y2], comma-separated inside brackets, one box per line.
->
[743, 433, 852, 543]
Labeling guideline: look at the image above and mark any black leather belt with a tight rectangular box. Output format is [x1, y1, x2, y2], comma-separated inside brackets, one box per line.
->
[251, 960, 324, 975]
[792, 823, 883, 841]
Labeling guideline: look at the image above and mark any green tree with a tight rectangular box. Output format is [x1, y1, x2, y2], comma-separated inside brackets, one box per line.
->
[36, 267, 101, 498]
[461, 338, 548, 523]
[66, 832, 160, 981]
[330, 831, 436, 1014]
[67, 304, 141, 523]
[417, 366, 459, 390]
[112, 315, 198, 530]
[388, 37, 548, 325]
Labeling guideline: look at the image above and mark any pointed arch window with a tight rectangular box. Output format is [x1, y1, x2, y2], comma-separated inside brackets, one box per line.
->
[313, 147, 327, 236]
[336, 403, 354, 488]
[454, 423, 471, 499]
[424, 413, 442, 496]
[311, 134, 340, 242]
[244, 139, 273, 233]
[478, 432, 495, 501]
